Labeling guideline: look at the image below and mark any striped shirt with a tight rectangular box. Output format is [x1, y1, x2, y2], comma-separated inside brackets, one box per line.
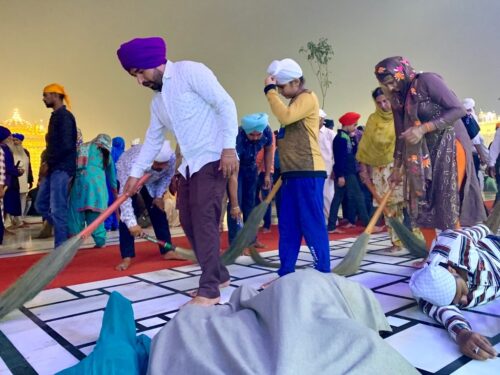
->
[419, 224, 500, 341]
[117, 145, 175, 228]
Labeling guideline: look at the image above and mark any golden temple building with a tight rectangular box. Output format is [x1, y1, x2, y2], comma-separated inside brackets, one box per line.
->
[2, 109, 46, 182]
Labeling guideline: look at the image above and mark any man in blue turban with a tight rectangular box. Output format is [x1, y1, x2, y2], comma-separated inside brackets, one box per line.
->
[227, 113, 274, 247]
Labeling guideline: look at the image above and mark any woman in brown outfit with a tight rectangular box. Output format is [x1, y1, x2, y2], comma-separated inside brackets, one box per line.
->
[374, 56, 485, 250]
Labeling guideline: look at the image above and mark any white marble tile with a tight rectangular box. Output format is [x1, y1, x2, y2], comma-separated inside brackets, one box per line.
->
[362, 253, 410, 265]
[0, 355, 12, 375]
[361, 263, 416, 277]
[395, 305, 436, 325]
[1, 315, 79, 375]
[376, 282, 414, 299]
[467, 297, 500, 317]
[138, 317, 167, 328]
[134, 269, 188, 283]
[387, 316, 410, 327]
[68, 277, 138, 292]
[79, 344, 95, 356]
[80, 290, 103, 297]
[30, 294, 110, 321]
[397, 258, 425, 267]
[162, 276, 200, 291]
[141, 326, 163, 339]
[173, 264, 201, 273]
[460, 310, 500, 338]
[234, 255, 258, 265]
[385, 324, 463, 372]
[231, 273, 278, 289]
[347, 272, 405, 289]
[24, 288, 77, 308]
[451, 354, 500, 374]
[226, 264, 270, 279]
[48, 310, 104, 347]
[105, 282, 172, 302]
[329, 248, 351, 257]
[165, 312, 178, 320]
[132, 294, 191, 319]
[373, 293, 414, 314]
[330, 258, 369, 270]
[219, 286, 238, 304]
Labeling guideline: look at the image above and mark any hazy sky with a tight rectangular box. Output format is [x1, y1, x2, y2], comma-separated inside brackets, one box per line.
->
[1, 0, 499, 145]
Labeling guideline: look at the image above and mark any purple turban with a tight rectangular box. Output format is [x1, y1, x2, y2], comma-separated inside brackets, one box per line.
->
[0, 126, 11, 142]
[117, 37, 167, 71]
[12, 133, 25, 141]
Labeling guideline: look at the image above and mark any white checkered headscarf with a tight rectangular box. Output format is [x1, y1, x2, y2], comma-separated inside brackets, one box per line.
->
[409, 265, 456, 306]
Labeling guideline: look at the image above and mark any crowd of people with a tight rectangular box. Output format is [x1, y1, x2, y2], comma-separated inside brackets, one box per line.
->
[1, 36, 499, 361]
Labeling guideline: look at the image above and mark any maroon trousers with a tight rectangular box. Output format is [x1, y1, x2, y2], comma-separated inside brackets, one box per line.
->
[177, 161, 230, 298]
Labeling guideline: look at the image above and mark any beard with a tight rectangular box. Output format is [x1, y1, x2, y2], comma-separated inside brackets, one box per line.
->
[142, 80, 163, 92]
[11, 143, 26, 160]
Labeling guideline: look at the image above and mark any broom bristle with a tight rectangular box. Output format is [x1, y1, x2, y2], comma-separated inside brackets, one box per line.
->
[249, 247, 281, 268]
[485, 201, 500, 234]
[221, 202, 269, 265]
[173, 247, 198, 262]
[387, 218, 427, 258]
[332, 233, 369, 276]
[0, 236, 83, 320]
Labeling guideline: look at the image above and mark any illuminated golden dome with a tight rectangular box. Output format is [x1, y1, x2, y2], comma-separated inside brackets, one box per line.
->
[2, 109, 46, 182]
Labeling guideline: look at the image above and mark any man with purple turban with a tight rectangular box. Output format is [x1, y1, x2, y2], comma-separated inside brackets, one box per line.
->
[117, 37, 239, 306]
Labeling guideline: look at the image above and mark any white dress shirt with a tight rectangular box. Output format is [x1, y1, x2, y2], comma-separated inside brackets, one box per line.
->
[130, 60, 238, 179]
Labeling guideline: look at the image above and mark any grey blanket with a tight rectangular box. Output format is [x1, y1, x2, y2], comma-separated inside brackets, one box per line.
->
[148, 270, 418, 375]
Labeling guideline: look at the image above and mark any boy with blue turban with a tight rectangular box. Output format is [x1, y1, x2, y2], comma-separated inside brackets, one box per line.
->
[228, 113, 274, 246]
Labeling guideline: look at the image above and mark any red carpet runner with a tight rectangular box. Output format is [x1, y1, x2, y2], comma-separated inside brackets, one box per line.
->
[0, 225, 365, 292]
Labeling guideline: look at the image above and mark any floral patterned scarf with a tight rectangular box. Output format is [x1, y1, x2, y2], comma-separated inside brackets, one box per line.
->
[77, 133, 112, 170]
[375, 56, 431, 197]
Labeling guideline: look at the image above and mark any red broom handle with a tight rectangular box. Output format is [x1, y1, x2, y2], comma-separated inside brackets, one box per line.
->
[79, 174, 151, 239]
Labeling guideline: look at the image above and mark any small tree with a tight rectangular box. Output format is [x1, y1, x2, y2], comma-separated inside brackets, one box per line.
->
[299, 38, 334, 109]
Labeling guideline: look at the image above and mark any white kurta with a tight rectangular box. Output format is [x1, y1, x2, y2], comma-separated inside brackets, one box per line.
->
[319, 126, 335, 221]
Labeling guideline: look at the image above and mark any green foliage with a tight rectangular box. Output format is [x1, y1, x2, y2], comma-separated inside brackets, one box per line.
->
[299, 38, 334, 108]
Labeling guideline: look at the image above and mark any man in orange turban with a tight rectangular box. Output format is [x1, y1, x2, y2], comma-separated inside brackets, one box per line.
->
[35, 83, 77, 247]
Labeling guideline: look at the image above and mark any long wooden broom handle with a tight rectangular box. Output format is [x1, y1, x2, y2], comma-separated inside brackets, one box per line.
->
[79, 173, 151, 239]
[364, 182, 391, 217]
[365, 186, 394, 234]
[264, 177, 283, 204]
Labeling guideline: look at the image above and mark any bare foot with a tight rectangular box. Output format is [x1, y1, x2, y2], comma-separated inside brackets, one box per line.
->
[243, 247, 251, 256]
[186, 295, 220, 306]
[261, 227, 271, 234]
[387, 245, 402, 253]
[344, 223, 356, 229]
[253, 240, 266, 249]
[260, 277, 278, 289]
[163, 251, 187, 261]
[115, 258, 131, 271]
[328, 228, 345, 234]
[188, 280, 231, 297]
[412, 259, 427, 268]
[372, 225, 385, 234]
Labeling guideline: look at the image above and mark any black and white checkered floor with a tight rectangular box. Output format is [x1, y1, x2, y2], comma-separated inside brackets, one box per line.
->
[0, 233, 499, 374]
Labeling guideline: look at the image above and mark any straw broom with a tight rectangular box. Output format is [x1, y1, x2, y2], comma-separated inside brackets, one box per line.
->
[140, 234, 197, 262]
[364, 182, 427, 258]
[332, 187, 393, 276]
[0, 174, 152, 321]
[221, 177, 282, 265]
